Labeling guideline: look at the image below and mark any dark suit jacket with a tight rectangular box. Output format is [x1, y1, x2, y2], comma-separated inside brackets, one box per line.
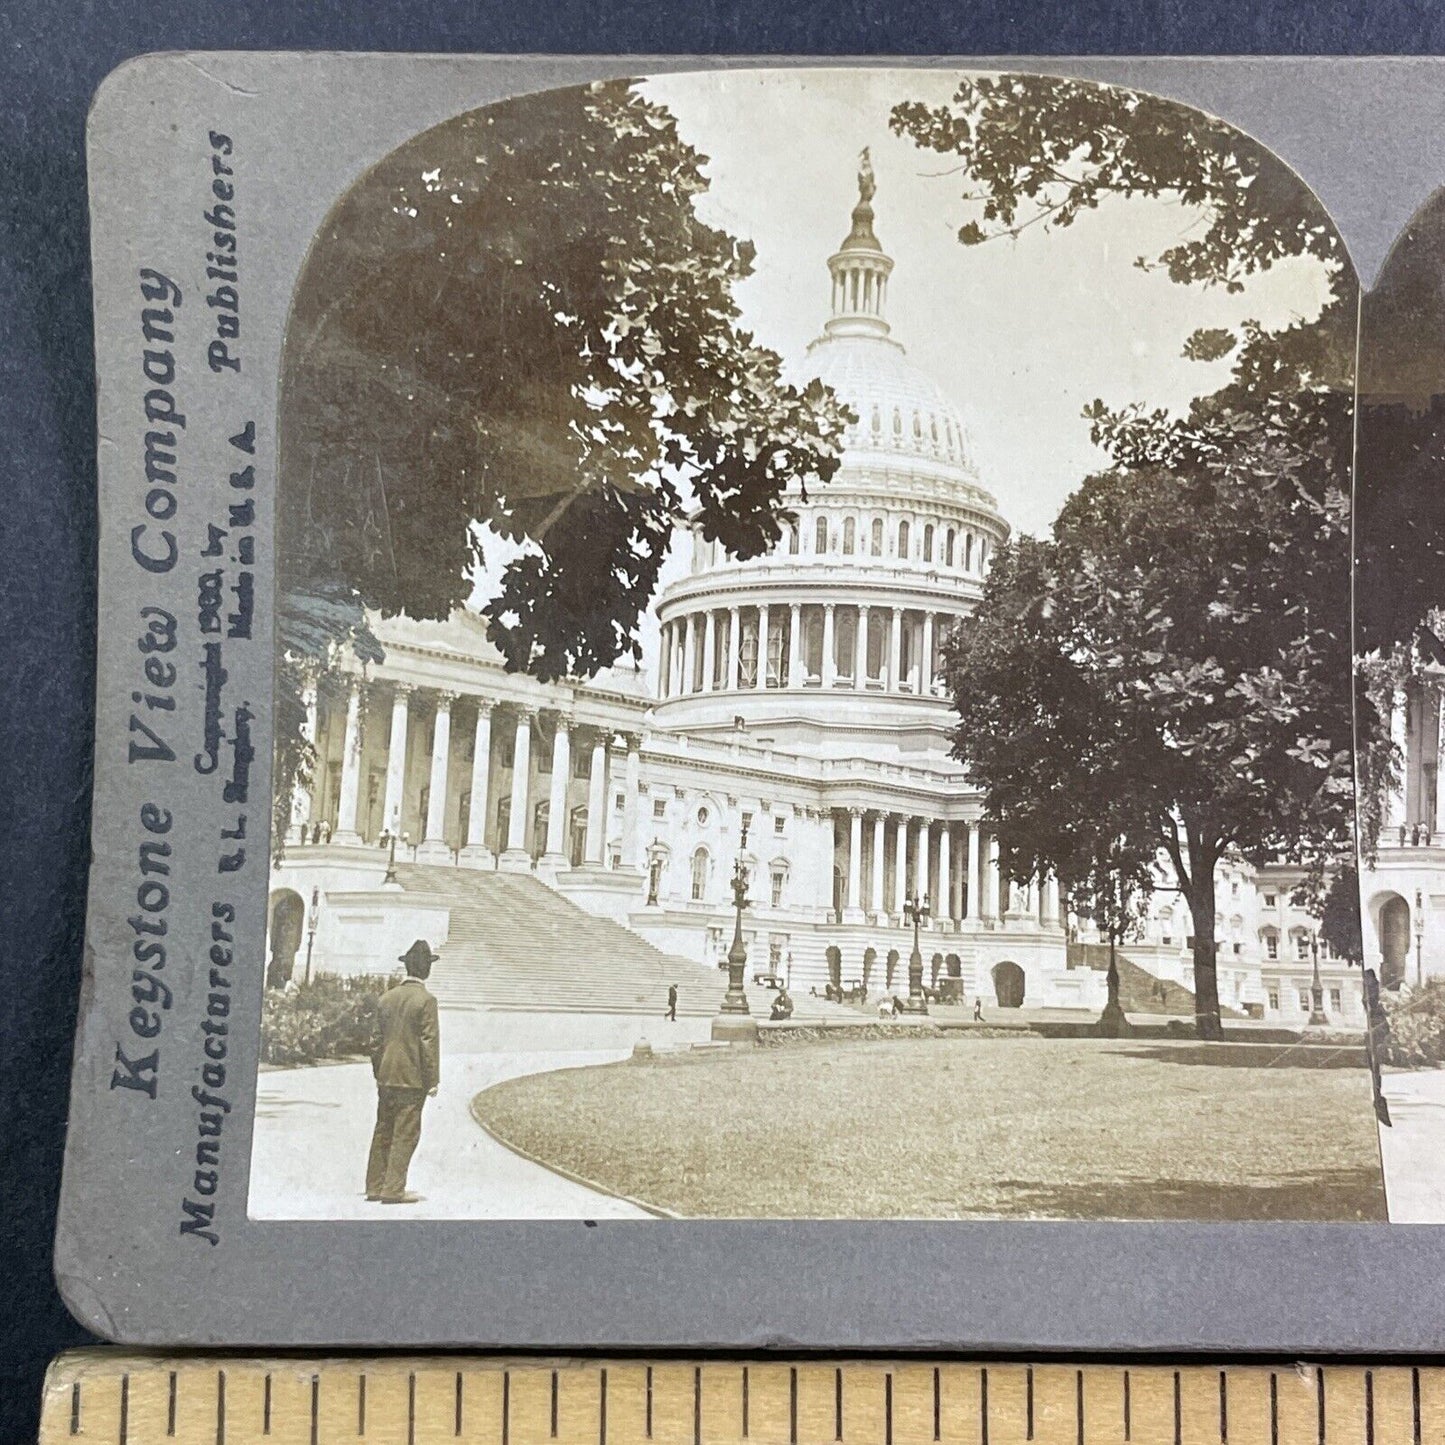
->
[372, 978, 440, 1092]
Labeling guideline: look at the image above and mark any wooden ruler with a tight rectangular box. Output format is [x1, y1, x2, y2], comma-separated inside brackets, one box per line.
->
[38, 1354, 1436, 1445]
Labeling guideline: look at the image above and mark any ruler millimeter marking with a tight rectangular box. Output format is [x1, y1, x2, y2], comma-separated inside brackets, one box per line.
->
[37, 1353, 1433, 1445]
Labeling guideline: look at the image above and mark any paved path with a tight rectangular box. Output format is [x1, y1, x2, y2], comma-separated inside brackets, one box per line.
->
[1379, 1068, 1445, 1222]
[247, 1010, 677, 1220]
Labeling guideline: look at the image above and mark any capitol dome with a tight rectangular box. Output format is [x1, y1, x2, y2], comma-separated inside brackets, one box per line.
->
[649, 152, 1011, 745]
[804, 332, 976, 477]
[797, 158, 978, 482]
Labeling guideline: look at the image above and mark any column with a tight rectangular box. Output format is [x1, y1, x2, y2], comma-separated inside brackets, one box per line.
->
[668, 623, 680, 698]
[460, 700, 494, 865]
[584, 730, 608, 865]
[500, 706, 534, 868]
[912, 818, 927, 900]
[756, 603, 770, 690]
[657, 625, 671, 700]
[681, 614, 697, 696]
[984, 834, 1000, 920]
[543, 712, 571, 862]
[726, 607, 741, 691]
[381, 684, 412, 839]
[287, 678, 319, 843]
[333, 679, 364, 844]
[889, 608, 903, 692]
[417, 691, 454, 859]
[870, 812, 886, 916]
[911, 617, 924, 693]
[854, 604, 870, 689]
[966, 823, 980, 922]
[1043, 872, 1060, 927]
[938, 824, 953, 924]
[788, 603, 803, 689]
[702, 611, 717, 694]
[1386, 686, 1408, 833]
[1435, 684, 1445, 839]
[922, 612, 936, 696]
[892, 815, 908, 916]
[845, 808, 865, 922]
[822, 604, 837, 688]
[622, 738, 641, 869]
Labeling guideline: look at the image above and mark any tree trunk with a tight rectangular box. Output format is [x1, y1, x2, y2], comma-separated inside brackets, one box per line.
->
[1188, 874, 1224, 1040]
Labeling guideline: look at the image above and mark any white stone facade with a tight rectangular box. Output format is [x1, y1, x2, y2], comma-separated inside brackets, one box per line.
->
[1363, 675, 1445, 989]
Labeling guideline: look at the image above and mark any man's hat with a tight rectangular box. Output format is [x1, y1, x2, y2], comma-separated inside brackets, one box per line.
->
[400, 939, 441, 969]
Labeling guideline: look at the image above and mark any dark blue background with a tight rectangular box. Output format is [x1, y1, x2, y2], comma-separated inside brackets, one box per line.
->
[3, 3, 1440, 1440]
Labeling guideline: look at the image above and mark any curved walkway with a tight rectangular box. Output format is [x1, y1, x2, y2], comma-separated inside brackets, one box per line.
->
[248, 1014, 655, 1220]
[1379, 1069, 1445, 1222]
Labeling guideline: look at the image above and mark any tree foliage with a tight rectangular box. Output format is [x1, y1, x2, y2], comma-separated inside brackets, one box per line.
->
[272, 80, 851, 841]
[898, 74, 1358, 1037]
[279, 79, 850, 684]
[891, 73, 1347, 298]
[1320, 864, 1365, 966]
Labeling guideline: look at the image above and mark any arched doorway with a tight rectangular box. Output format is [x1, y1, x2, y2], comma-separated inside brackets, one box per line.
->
[992, 960, 1026, 1008]
[930, 952, 944, 989]
[825, 945, 843, 993]
[1380, 894, 1411, 990]
[267, 889, 306, 989]
[885, 948, 900, 990]
[862, 946, 877, 992]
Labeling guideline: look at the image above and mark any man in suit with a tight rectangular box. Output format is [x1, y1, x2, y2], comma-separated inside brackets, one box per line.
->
[365, 939, 441, 1204]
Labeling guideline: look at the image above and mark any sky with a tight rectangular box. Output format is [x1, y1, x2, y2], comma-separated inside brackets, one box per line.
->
[469, 67, 1339, 665]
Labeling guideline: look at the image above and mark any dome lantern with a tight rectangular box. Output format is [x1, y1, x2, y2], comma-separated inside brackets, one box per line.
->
[825, 148, 894, 341]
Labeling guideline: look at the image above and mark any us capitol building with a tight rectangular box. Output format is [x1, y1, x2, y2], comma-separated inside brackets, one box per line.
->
[268, 167, 1363, 1027]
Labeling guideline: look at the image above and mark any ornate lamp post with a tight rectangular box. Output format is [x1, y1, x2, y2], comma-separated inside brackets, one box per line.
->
[302, 885, 320, 986]
[902, 891, 931, 1014]
[379, 825, 407, 887]
[1307, 929, 1329, 1027]
[712, 820, 759, 1042]
[1416, 888, 1426, 988]
[646, 838, 666, 907]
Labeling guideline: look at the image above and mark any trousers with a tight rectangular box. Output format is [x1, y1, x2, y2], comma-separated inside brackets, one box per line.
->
[366, 1085, 426, 1200]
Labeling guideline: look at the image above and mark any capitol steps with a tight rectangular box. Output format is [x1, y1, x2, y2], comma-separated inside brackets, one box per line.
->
[392, 864, 848, 1021]
[1069, 944, 1244, 1018]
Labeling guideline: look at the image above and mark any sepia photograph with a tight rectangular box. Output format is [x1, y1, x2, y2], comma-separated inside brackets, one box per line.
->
[248, 67, 1384, 1222]
[1353, 185, 1445, 1222]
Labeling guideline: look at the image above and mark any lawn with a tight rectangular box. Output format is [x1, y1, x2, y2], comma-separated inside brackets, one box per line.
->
[473, 1035, 1387, 1220]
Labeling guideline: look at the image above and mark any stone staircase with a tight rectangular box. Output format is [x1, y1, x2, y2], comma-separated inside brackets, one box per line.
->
[392, 864, 847, 1021]
[1068, 944, 1242, 1018]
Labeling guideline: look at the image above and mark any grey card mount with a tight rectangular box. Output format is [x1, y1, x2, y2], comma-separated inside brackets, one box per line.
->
[58, 52, 1445, 1349]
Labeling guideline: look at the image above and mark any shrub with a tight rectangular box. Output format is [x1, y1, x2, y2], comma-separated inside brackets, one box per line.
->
[260, 972, 393, 1067]
[1381, 978, 1445, 1068]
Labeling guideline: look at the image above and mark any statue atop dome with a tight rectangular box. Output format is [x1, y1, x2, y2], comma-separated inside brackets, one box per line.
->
[858, 147, 876, 205]
[841, 148, 882, 253]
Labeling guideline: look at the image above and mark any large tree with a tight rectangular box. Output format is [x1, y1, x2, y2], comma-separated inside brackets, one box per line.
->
[274, 80, 850, 835]
[941, 534, 1157, 1035]
[896, 75, 1358, 1037]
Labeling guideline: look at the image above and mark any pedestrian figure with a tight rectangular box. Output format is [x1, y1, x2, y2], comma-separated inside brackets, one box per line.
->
[666, 982, 678, 1022]
[973, 997, 983, 1022]
[366, 939, 441, 1205]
